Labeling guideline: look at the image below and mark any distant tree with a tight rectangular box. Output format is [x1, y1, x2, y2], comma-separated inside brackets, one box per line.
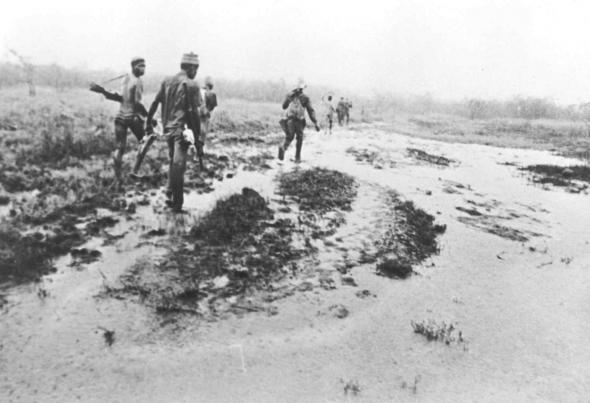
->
[8, 48, 35, 96]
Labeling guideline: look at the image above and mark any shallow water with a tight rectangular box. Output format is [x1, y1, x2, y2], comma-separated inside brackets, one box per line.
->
[1, 124, 589, 402]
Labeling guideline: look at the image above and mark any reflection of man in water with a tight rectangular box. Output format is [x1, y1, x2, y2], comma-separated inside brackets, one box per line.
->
[278, 79, 320, 162]
[198, 76, 218, 170]
[321, 94, 335, 134]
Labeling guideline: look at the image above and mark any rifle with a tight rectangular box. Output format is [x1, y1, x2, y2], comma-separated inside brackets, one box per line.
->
[89, 82, 122, 103]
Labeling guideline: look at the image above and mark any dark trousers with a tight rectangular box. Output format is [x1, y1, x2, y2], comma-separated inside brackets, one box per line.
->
[167, 130, 189, 210]
[282, 118, 305, 160]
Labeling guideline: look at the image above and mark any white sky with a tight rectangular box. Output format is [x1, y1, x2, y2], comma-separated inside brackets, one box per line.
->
[1, 0, 590, 103]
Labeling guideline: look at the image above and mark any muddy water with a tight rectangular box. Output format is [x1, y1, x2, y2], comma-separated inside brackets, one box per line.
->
[1, 124, 590, 402]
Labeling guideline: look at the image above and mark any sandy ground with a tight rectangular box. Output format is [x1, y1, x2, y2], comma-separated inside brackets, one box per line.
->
[1, 124, 589, 402]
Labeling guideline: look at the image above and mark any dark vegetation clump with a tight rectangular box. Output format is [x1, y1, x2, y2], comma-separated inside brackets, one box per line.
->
[278, 168, 358, 213]
[190, 187, 273, 244]
[70, 248, 102, 266]
[521, 164, 590, 191]
[108, 188, 302, 313]
[378, 194, 446, 263]
[346, 147, 380, 164]
[0, 225, 55, 282]
[373, 193, 446, 278]
[376, 258, 413, 279]
[411, 319, 465, 345]
[186, 188, 298, 289]
[407, 147, 455, 166]
[98, 327, 115, 346]
[0, 217, 88, 283]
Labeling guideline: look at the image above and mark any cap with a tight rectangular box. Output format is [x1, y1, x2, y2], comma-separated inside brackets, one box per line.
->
[181, 52, 200, 66]
[131, 57, 145, 67]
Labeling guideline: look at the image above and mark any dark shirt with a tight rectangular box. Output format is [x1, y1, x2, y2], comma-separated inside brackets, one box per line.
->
[204, 89, 218, 112]
[337, 100, 347, 113]
[200, 89, 218, 119]
[282, 91, 317, 124]
[150, 71, 201, 133]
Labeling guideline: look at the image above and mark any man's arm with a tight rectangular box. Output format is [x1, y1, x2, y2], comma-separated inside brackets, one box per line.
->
[89, 83, 123, 103]
[303, 95, 320, 131]
[282, 94, 292, 110]
[146, 82, 164, 132]
[282, 89, 301, 110]
[207, 92, 218, 112]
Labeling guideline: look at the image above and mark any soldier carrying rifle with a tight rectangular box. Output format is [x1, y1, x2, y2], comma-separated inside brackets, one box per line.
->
[90, 57, 156, 183]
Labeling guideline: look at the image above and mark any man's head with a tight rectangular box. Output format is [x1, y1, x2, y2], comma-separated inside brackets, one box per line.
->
[205, 76, 214, 90]
[180, 52, 200, 79]
[131, 57, 146, 77]
[328, 95, 332, 101]
[294, 78, 307, 91]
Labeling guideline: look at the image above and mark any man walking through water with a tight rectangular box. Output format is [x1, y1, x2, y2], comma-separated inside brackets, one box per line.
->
[278, 80, 320, 162]
[90, 57, 155, 183]
[197, 76, 218, 170]
[146, 52, 201, 212]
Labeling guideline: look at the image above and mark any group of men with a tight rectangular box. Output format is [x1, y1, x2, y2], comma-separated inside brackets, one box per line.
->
[336, 97, 353, 126]
[320, 95, 353, 135]
[93, 54, 352, 212]
[91, 53, 217, 212]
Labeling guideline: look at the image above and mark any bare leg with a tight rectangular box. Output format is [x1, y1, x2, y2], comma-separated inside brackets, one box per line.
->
[113, 121, 127, 182]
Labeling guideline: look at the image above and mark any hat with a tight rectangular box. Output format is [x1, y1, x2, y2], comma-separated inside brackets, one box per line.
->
[294, 78, 307, 90]
[181, 52, 200, 66]
[131, 57, 145, 67]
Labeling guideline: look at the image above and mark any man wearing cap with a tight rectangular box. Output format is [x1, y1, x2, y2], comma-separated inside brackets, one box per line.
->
[197, 76, 218, 170]
[146, 52, 202, 212]
[278, 80, 320, 163]
[89, 57, 155, 182]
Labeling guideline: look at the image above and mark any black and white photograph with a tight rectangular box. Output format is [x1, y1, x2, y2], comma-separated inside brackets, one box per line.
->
[0, 1, 589, 401]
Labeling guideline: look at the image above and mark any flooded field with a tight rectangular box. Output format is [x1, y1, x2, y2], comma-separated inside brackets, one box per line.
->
[1, 122, 590, 402]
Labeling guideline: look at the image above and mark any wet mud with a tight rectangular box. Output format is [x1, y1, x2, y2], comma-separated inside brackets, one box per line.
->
[101, 168, 363, 318]
[2, 115, 589, 402]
